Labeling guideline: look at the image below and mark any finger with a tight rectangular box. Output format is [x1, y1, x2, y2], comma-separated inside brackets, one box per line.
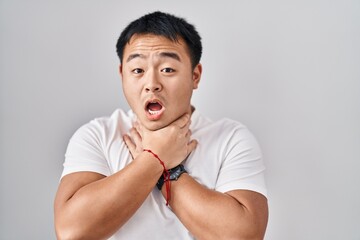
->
[132, 121, 138, 130]
[123, 134, 136, 153]
[173, 113, 190, 128]
[129, 127, 142, 145]
[185, 129, 192, 139]
[179, 120, 192, 136]
[187, 139, 198, 153]
[185, 118, 191, 129]
[133, 121, 143, 133]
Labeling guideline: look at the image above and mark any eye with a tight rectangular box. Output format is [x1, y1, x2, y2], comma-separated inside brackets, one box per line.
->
[132, 68, 144, 74]
[161, 68, 175, 73]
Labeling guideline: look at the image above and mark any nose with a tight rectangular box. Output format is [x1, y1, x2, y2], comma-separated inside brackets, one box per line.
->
[144, 71, 162, 92]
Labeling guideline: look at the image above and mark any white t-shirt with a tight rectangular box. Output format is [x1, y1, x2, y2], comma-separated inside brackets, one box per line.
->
[62, 109, 267, 239]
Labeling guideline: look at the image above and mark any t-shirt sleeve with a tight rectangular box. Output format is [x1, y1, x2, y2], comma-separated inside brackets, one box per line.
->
[215, 125, 267, 198]
[61, 121, 111, 179]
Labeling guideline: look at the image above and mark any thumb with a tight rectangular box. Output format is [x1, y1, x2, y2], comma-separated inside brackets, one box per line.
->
[173, 113, 190, 128]
[187, 139, 198, 153]
[123, 134, 136, 158]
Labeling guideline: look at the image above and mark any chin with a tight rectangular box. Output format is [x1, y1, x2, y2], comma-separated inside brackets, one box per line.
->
[142, 119, 168, 131]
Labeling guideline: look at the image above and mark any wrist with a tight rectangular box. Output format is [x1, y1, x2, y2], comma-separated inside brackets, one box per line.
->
[140, 150, 164, 176]
[143, 149, 172, 205]
[157, 164, 187, 190]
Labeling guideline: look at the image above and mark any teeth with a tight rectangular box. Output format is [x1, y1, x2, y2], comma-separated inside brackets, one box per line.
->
[148, 109, 161, 115]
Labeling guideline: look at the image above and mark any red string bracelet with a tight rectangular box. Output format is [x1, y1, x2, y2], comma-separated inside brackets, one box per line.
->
[143, 149, 171, 205]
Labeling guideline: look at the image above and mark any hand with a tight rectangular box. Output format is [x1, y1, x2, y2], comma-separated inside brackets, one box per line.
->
[123, 125, 143, 160]
[124, 113, 197, 169]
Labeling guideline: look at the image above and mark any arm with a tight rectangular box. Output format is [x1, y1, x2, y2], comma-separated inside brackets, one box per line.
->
[163, 174, 268, 240]
[129, 120, 268, 240]
[54, 152, 163, 240]
[54, 113, 196, 240]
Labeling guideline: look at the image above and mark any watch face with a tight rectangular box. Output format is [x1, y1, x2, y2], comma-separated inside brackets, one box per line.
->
[170, 164, 187, 181]
[157, 164, 187, 190]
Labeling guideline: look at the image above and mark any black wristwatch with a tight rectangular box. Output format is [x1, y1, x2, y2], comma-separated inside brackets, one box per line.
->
[156, 164, 187, 190]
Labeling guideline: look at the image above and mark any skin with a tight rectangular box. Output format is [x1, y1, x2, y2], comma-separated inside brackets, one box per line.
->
[54, 34, 268, 239]
[120, 34, 201, 166]
[127, 120, 269, 240]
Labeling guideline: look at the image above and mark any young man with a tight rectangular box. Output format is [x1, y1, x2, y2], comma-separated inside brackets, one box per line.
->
[54, 11, 268, 240]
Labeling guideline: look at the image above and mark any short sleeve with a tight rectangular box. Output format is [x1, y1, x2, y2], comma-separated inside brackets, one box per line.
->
[61, 121, 111, 179]
[215, 125, 267, 198]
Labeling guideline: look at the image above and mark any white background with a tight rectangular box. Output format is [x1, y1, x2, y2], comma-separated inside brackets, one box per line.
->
[1, 0, 359, 239]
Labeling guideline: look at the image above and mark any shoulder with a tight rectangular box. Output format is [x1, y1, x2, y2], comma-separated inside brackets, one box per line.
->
[62, 109, 133, 178]
[69, 109, 133, 144]
[194, 114, 261, 157]
[215, 118, 247, 132]
[195, 114, 250, 139]
[219, 118, 257, 142]
[218, 118, 261, 153]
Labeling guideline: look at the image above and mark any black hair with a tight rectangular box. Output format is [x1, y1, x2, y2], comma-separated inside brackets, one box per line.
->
[116, 11, 202, 68]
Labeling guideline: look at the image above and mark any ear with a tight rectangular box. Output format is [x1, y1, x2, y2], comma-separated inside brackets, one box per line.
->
[119, 64, 123, 77]
[192, 63, 202, 89]
[119, 64, 125, 82]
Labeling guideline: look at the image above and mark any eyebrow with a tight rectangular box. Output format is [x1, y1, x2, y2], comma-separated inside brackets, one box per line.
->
[126, 52, 181, 63]
[159, 52, 181, 62]
[126, 53, 145, 63]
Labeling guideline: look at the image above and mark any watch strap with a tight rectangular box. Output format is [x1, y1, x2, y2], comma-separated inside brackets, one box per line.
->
[156, 164, 187, 190]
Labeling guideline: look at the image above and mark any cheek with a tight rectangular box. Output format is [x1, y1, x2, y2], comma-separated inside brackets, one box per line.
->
[123, 83, 140, 106]
[178, 80, 194, 99]
[174, 87, 193, 106]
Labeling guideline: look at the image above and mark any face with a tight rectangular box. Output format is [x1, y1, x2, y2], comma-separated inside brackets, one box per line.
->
[120, 34, 202, 130]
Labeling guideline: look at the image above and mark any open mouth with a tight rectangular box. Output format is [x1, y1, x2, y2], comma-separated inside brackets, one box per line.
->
[145, 99, 165, 119]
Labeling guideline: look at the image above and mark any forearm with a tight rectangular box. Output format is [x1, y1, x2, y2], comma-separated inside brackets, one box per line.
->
[164, 174, 267, 240]
[55, 153, 163, 240]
